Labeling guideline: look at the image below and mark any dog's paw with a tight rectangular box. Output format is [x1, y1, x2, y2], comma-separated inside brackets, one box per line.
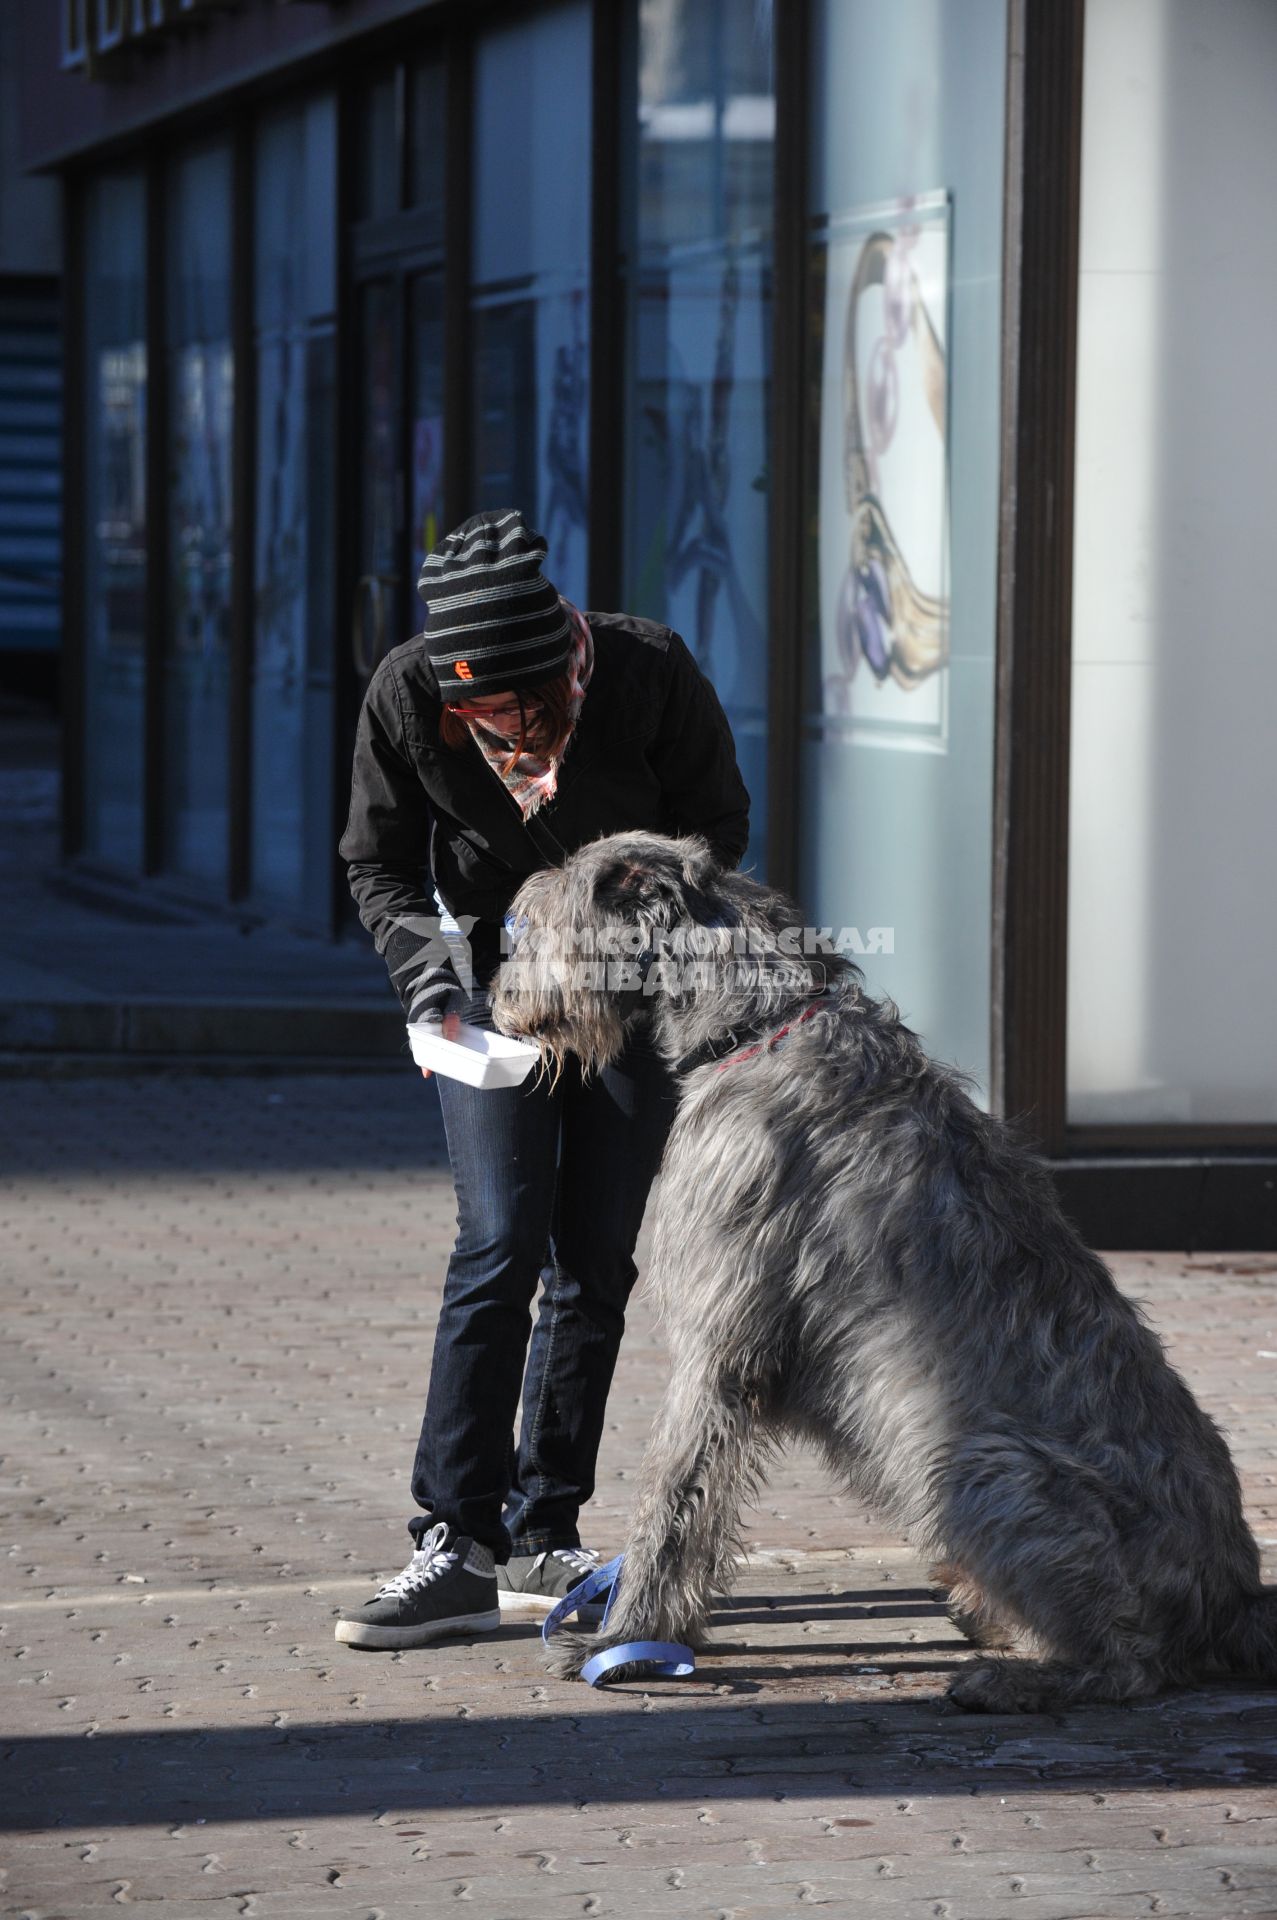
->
[540, 1628, 596, 1683]
[946, 1657, 1063, 1715]
[541, 1630, 673, 1687]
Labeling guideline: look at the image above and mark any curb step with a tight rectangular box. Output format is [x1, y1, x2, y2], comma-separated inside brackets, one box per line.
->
[0, 997, 408, 1061]
[0, 1050, 411, 1078]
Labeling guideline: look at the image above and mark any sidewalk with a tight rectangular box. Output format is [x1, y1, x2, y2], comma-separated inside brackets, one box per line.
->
[2, 1069, 1275, 1916]
[0, 692, 403, 1072]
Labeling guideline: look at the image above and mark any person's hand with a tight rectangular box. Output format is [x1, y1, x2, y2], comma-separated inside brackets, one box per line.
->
[420, 1009, 463, 1077]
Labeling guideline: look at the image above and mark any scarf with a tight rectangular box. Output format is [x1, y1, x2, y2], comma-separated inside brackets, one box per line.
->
[461, 598, 594, 818]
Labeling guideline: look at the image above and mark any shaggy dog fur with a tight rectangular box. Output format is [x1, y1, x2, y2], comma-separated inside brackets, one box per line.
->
[490, 830, 1277, 1710]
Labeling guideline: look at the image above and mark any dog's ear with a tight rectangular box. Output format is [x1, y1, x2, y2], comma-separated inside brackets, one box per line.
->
[663, 834, 731, 931]
[672, 834, 721, 898]
[617, 874, 683, 952]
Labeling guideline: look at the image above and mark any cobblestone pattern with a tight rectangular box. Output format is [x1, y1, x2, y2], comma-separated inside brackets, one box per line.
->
[2, 1073, 1275, 1917]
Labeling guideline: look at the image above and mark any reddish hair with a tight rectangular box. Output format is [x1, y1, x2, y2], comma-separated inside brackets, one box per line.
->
[439, 670, 574, 777]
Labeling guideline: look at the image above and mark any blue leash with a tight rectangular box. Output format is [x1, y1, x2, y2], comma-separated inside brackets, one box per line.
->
[541, 1555, 695, 1686]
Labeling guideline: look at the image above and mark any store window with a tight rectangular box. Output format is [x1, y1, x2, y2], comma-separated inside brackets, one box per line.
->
[471, 4, 591, 608]
[1067, 0, 1277, 1126]
[800, 0, 1007, 1091]
[355, 58, 446, 238]
[408, 60, 447, 604]
[83, 171, 147, 872]
[163, 140, 234, 886]
[356, 68, 400, 224]
[410, 271, 446, 589]
[408, 60, 447, 231]
[250, 97, 338, 919]
[349, 55, 446, 697]
[621, 0, 773, 874]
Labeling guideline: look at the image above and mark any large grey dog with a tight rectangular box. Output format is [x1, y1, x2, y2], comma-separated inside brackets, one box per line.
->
[489, 829, 1277, 1710]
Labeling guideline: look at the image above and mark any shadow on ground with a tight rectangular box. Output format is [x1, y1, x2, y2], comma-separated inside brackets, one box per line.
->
[0, 1071, 450, 1177]
[8, 1685, 1276, 1831]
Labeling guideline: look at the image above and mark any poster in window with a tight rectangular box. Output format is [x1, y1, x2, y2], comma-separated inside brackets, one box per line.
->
[817, 192, 950, 752]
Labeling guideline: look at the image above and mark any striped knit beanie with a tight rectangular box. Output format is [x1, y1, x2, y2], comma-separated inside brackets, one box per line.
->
[418, 509, 572, 702]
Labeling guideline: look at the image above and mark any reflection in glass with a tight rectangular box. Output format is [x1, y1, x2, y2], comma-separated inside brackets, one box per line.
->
[621, 0, 773, 874]
[410, 271, 446, 587]
[471, 4, 591, 607]
[356, 70, 399, 222]
[164, 141, 233, 886]
[251, 97, 337, 919]
[798, 0, 1007, 1093]
[1067, 0, 1277, 1124]
[83, 171, 147, 871]
[408, 60, 446, 235]
[359, 278, 399, 599]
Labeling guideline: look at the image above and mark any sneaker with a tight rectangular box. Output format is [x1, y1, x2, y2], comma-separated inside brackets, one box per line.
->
[334, 1521, 501, 1649]
[496, 1545, 604, 1617]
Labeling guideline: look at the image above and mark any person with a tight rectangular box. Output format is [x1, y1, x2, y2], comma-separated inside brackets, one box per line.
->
[333, 509, 750, 1649]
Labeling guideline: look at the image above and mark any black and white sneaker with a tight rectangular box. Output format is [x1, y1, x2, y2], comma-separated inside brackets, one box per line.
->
[496, 1545, 603, 1617]
[334, 1521, 501, 1649]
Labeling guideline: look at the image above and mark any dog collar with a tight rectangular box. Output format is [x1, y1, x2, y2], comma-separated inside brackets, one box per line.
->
[673, 990, 828, 1077]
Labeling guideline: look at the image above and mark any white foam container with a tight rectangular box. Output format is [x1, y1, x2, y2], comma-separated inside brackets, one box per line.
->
[406, 1020, 539, 1089]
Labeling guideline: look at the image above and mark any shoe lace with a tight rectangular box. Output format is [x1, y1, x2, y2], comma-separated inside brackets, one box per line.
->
[549, 1546, 600, 1576]
[376, 1521, 457, 1599]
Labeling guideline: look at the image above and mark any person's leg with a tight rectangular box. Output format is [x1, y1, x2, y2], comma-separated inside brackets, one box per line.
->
[408, 1056, 561, 1560]
[504, 1027, 679, 1552]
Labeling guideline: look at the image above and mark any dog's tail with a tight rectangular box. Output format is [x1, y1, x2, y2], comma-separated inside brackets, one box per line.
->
[1211, 1587, 1277, 1680]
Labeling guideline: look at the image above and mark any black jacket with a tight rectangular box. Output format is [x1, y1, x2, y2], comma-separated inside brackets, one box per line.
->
[339, 611, 752, 1019]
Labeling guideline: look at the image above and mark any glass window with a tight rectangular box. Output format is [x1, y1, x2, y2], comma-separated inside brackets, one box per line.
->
[1067, 0, 1277, 1125]
[164, 140, 234, 887]
[355, 58, 444, 236]
[408, 58, 446, 234]
[251, 96, 337, 920]
[410, 270, 446, 587]
[800, 0, 1007, 1095]
[620, 0, 773, 875]
[356, 277, 399, 652]
[356, 69, 400, 223]
[83, 171, 147, 872]
[471, 4, 592, 608]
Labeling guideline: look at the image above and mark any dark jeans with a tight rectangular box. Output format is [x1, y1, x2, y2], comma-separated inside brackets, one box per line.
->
[407, 1015, 678, 1560]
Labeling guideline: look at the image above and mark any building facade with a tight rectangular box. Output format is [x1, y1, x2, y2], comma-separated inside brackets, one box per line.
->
[1, 8, 61, 687]
[17, 0, 1277, 1247]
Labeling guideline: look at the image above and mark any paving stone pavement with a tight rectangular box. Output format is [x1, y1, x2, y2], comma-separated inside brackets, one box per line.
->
[2, 1071, 1276, 1919]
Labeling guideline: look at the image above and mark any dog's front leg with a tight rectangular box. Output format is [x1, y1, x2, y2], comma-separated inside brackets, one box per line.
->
[546, 1349, 768, 1682]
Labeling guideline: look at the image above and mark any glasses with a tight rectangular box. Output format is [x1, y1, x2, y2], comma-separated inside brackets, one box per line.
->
[451, 696, 542, 725]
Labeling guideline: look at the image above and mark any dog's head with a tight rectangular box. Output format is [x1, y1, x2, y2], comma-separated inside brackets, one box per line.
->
[489, 831, 730, 1075]
[585, 829, 724, 936]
